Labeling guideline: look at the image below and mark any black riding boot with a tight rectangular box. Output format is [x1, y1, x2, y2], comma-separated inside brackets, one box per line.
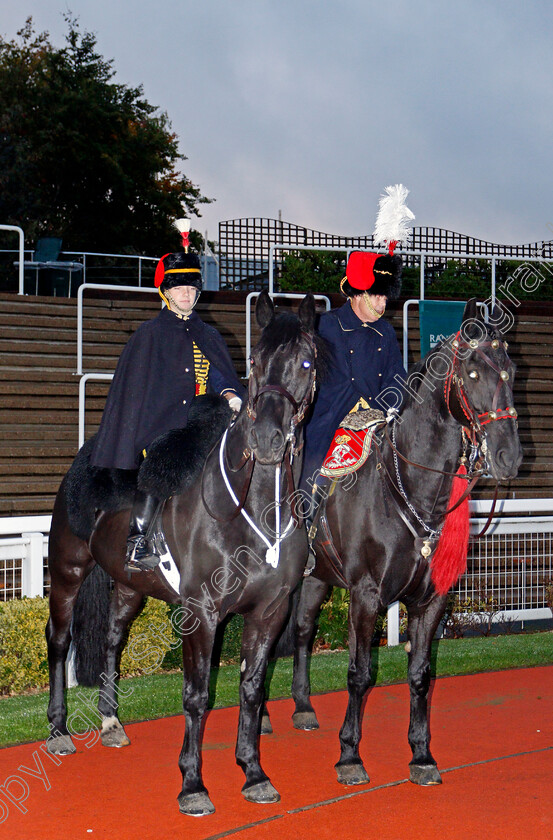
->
[304, 514, 317, 577]
[303, 482, 328, 577]
[124, 489, 164, 573]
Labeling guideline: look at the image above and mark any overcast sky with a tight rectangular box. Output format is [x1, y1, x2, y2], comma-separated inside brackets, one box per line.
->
[3, 1, 553, 246]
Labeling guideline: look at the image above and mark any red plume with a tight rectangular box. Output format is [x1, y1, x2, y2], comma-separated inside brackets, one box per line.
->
[154, 253, 172, 287]
[430, 464, 470, 595]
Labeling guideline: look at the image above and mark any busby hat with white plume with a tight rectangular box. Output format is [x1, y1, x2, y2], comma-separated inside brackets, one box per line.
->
[341, 184, 414, 301]
[154, 218, 202, 291]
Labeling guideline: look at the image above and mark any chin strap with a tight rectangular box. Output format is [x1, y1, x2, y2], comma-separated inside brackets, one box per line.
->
[158, 286, 200, 318]
[361, 292, 384, 320]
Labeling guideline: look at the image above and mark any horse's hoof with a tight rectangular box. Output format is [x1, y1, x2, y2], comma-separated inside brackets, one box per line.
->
[100, 717, 131, 748]
[292, 710, 319, 730]
[178, 790, 215, 817]
[336, 762, 370, 786]
[260, 714, 273, 735]
[242, 780, 280, 804]
[46, 734, 76, 755]
[409, 764, 442, 786]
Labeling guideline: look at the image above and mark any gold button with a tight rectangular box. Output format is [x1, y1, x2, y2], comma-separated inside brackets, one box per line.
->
[182, 399, 187, 404]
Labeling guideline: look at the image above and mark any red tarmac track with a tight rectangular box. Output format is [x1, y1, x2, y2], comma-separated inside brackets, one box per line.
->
[0, 666, 551, 839]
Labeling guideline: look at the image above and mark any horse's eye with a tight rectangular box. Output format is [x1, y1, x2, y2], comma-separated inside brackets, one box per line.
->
[469, 370, 479, 380]
[302, 360, 311, 369]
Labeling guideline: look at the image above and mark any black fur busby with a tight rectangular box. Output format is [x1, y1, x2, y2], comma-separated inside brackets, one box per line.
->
[341, 251, 403, 300]
[154, 251, 203, 292]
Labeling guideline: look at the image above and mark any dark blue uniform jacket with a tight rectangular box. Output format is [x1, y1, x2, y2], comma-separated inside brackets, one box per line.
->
[302, 300, 405, 484]
[90, 306, 245, 470]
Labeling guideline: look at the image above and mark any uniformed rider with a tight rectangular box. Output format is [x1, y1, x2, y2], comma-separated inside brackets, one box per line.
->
[301, 248, 406, 499]
[90, 227, 245, 572]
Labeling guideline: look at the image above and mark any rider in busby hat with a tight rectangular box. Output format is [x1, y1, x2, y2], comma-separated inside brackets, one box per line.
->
[301, 185, 414, 516]
[90, 219, 245, 572]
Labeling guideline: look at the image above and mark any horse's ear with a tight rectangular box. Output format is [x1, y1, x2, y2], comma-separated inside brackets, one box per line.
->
[462, 298, 479, 323]
[256, 290, 274, 329]
[298, 293, 316, 333]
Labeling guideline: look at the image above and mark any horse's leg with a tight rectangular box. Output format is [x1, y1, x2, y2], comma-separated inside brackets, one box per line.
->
[98, 582, 144, 748]
[291, 576, 330, 730]
[335, 585, 379, 785]
[177, 614, 218, 817]
[260, 701, 273, 734]
[46, 513, 93, 755]
[406, 594, 448, 786]
[236, 603, 291, 804]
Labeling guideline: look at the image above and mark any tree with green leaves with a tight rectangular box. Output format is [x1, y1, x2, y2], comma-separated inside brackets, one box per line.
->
[278, 249, 346, 294]
[0, 17, 210, 255]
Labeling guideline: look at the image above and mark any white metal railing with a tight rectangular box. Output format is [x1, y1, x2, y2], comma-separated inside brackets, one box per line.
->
[3, 242, 222, 294]
[267, 244, 348, 295]
[76, 284, 162, 448]
[268, 245, 552, 303]
[77, 283, 161, 375]
[2, 243, 158, 293]
[0, 516, 51, 599]
[64, 251, 157, 287]
[79, 373, 114, 448]
[1, 507, 552, 642]
[267, 246, 552, 374]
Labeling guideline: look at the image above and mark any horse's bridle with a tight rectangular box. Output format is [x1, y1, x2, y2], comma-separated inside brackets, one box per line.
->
[445, 332, 518, 438]
[379, 329, 519, 538]
[202, 330, 317, 525]
[246, 330, 318, 453]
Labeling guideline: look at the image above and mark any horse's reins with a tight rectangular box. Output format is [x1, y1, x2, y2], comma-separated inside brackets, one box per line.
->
[381, 330, 518, 539]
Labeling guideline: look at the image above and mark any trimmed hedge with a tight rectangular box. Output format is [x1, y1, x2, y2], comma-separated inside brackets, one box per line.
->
[0, 591, 357, 694]
[0, 597, 50, 694]
[0, 596, 175, 694]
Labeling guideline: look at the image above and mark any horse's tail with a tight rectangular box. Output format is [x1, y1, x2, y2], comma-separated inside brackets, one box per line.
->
[271, 581, 302, 659]
[72, 564, 112, 686]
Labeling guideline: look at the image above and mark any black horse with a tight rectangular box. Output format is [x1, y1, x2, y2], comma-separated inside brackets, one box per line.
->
[271, 299, 522, 787]
[45, 291, 323, 816]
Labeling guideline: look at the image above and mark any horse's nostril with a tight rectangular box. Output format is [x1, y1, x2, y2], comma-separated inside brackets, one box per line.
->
[271, 429, 285, 451]
[494, 446, 523, 479]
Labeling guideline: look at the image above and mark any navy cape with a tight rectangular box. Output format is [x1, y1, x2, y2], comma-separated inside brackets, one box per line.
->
[90, 306, 245, 470]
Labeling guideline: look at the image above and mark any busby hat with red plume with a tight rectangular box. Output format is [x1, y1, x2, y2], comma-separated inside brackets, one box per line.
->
[341, 185, 414, 301]
[154, 218, 202, 292]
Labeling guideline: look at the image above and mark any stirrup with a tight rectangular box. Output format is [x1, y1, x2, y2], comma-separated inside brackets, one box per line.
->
[303, 547, 316, 577]
[124, 536, 160, 573]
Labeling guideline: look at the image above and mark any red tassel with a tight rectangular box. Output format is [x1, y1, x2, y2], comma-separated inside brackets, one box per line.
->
[430, 463, 470, 595]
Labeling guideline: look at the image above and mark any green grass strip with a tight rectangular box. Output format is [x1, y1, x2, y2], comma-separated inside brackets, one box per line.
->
[1, 632, 552, 748]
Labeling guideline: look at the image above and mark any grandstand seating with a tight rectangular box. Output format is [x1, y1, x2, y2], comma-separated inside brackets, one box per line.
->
[0, 291, 551, 516]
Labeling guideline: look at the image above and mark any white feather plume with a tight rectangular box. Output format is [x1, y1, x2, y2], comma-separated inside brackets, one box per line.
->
[173, 218, 191, 234]
[372, 184, 415, 249]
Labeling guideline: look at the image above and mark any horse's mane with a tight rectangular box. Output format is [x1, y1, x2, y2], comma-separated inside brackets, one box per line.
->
[257, 311, 331, 381]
